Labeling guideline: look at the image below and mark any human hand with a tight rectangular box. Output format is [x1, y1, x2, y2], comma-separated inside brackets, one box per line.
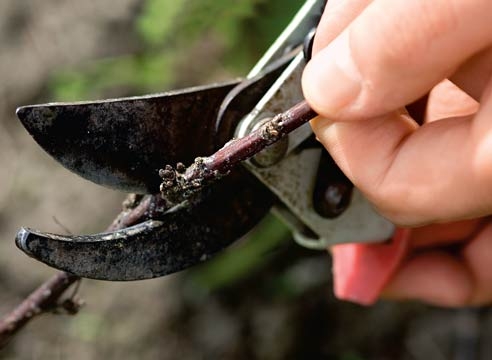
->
[301, 0, 492, 306]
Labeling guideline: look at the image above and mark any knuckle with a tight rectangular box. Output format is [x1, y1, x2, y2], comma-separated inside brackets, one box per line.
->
[365, 183, 431, 227]
[364, 187, 408, 225]
[354, 0, 460, 71]
[473, 144, 492, 206]
[443, 289, 473, 307]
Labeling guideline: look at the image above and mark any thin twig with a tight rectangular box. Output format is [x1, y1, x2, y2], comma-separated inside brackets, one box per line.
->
[0, 195, 153, 348]
[0, 101, 316, 348]
[160, 100, 317, 204]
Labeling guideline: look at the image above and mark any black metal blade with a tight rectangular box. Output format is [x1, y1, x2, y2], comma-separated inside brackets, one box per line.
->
[214, 52, 296, 147]
[15, 173, 274, 281]
[16, 81, 240, 194]
[14, 54, 296, 280]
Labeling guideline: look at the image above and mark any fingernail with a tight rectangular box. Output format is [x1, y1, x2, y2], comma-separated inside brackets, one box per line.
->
[302, 31, 361, 117]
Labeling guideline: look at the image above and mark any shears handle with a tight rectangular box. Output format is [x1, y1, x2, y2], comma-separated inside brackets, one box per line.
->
[331, 228, 411, 305]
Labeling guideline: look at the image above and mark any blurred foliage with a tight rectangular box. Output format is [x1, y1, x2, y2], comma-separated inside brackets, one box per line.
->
[190, 215, 290, 292]
[69, 312, 107, 343]
[51, 0, 304, 100]
[340, 353, 365, 360]
[52, 54, 175, 101]
[136, 0, 187, 45]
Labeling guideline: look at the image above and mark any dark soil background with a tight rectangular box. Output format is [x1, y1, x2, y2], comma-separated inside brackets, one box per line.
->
[0, 1, 491, 359]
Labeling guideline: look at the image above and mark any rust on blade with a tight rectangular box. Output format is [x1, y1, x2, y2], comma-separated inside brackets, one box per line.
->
[16, 81, 241, 194]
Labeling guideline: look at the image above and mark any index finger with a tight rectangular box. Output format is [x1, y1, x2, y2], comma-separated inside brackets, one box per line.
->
[311, 93, 492, 225]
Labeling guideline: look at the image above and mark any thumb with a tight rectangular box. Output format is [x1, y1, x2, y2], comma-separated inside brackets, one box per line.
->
[303, 0, 492, 120]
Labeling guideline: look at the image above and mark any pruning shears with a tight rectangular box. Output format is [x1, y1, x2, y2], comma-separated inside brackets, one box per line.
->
[15, 0, 409, 304]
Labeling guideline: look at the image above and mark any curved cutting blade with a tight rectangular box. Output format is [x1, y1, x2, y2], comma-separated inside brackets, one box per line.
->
[15, 174, 273, 281]
[14, 54, 296, 280]
[16, 81, 240, 194]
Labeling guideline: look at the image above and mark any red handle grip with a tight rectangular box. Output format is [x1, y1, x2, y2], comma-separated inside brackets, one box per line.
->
[331, 228, 411, 305]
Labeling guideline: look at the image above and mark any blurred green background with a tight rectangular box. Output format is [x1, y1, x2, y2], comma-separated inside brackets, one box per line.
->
[0, 1, 491, 359]
[51, 0, 304, 101]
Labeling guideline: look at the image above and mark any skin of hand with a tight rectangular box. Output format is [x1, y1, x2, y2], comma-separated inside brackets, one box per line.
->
[302, 0, 492, 306]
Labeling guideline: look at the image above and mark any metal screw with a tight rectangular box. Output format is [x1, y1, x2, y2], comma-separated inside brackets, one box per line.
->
[313, 151, 353, 218]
